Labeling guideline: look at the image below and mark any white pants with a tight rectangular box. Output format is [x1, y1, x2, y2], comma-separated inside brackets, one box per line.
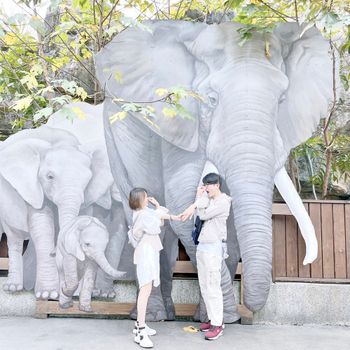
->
[196, 249, 223, 326]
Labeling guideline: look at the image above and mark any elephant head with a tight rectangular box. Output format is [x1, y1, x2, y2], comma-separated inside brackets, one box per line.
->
[61, 215, 125, 279]
[0, 125, 113, 230]
[95, 21, 334, 312]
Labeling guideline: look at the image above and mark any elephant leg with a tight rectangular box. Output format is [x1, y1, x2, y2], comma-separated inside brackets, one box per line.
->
[159, 225, 178, 320]
[28, 205, 59, 300]
[79, 260, 97, 312]
[3, 226, 25, 292]
[130, 284, 167, 321]
[93, 203, 127, 299]
[59, 255, 78, 308]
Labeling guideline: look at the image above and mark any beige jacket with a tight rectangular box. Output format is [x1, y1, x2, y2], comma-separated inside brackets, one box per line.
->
[195, 192, 232, 243]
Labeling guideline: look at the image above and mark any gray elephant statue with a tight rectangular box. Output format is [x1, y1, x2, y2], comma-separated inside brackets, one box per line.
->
[0, 125, 113, 298]
[46, 102, 130, 299]
[95, 20, 334, 318]
[56, 215, 125, 311]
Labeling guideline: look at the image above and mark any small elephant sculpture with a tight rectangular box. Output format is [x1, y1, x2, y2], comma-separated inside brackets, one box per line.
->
[56, 216, 125, 312]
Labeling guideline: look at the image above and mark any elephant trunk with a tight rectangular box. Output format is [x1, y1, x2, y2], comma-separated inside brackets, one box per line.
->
[208, 93, 277, 312]
[93, 253, 125, 280]
[57, 188, 84, 230]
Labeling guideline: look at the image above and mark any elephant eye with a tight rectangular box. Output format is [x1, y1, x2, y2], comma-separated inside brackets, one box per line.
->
[46, 172, 54, 180]
[207, 91, 218, 107]
[84, 242, 91, 247]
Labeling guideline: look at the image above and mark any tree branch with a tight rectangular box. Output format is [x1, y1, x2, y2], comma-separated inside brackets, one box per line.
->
[257, 0, 294, 22]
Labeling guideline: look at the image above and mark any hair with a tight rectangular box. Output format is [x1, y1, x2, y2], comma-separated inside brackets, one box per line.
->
[202, 173, 221, 188]
[129, 187, 147, 210]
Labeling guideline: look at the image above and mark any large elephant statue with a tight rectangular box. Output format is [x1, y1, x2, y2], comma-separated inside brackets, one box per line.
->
[95, 20, 334, 317]
[0, 125, 113, 298]
[46, 102, 130, 298]
[56, 215, 125, 311]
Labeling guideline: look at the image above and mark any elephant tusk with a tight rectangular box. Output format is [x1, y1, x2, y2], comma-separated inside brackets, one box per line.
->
[274, 167, 318, 265]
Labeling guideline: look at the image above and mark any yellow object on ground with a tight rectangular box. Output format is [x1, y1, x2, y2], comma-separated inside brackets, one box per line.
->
[183, 326, 199, 333]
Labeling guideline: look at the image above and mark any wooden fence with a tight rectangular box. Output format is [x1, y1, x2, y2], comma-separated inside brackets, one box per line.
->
[1, 200, 350, 283]
[272, 200, 350, 283]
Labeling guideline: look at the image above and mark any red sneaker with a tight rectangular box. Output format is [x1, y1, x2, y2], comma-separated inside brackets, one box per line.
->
[199, 321, 211, 332]
[205, 325, 224, 340]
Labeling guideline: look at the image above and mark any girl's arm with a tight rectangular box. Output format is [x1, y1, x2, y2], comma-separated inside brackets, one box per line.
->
[148, 197, 181, 221]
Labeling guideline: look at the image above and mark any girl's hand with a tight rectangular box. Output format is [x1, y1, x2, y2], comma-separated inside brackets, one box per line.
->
[170, 215, 181, 221]
[196, 186, 206, 197]
[148, 197, 160, 208]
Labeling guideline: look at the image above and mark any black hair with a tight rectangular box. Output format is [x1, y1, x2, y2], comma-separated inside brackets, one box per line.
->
[202, 173, 221, 187]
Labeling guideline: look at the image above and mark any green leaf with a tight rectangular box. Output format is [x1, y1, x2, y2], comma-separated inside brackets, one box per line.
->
[52, 95, 72, 106]
[341, 74, 349, 91]
[33, 107, 53, 122]
[29, 16, 46, 35]
[225, 0, 244, 9]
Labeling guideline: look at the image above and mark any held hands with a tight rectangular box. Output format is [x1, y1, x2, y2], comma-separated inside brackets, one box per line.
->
[179, 204, 196, 221]
[170, 214, 181, 221]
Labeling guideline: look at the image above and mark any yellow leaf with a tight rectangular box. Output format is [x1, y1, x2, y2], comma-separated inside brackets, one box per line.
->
[3, 33, 16, 45]
[11, 96, 33, 111]
[76, 87, 88, 101]
[155, 88, 168, 97]
[114, 71, 123, 83]
[162, 107, 177, 118]
[147, 105, 155, 112]
[71, 107, 86, 120]
[30, 64, 43, 76]
[20, 74, 38, 90]
[109, 111, 127, 123]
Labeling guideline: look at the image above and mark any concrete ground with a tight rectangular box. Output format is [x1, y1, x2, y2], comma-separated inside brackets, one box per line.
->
[0, 318, 349, 350]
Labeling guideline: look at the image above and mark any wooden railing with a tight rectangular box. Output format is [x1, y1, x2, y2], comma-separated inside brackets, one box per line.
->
[272, 200, 350, 283]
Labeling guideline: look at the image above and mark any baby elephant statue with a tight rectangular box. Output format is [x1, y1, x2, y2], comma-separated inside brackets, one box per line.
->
[56, 216, 126, 312]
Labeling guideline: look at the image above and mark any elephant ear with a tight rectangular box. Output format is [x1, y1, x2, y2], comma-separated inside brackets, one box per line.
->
[63, 216, 93, 261]
[95, 188, 112, 210]
[95, 21, 205, 152]
[0, 139, 49, 209]
[80, 144, 114, 207]
[274, 22, 336, 154]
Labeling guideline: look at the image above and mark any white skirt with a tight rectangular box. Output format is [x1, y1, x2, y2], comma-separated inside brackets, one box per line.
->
[136, 243, 160, 288]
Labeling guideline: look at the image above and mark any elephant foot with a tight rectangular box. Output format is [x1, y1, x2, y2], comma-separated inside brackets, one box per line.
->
[92, 288, 116, 299]
[223, 306, 241, 324]
[59, 300, 73, 309]
[193, 302, 208, 322]
[193, 301, 241, 324]
[163, 296, 176, 321]
[3, 281, 23, 293]
[35, 289, 59, 300]
[129, 305, 167, 322]
[79, 304, 93, 313]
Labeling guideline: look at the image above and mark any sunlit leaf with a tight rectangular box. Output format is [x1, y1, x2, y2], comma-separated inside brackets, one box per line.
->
[11, 96, 33, 111]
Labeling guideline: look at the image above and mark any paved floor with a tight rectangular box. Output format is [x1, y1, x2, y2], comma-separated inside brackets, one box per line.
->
[0, 317, 349, 350]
